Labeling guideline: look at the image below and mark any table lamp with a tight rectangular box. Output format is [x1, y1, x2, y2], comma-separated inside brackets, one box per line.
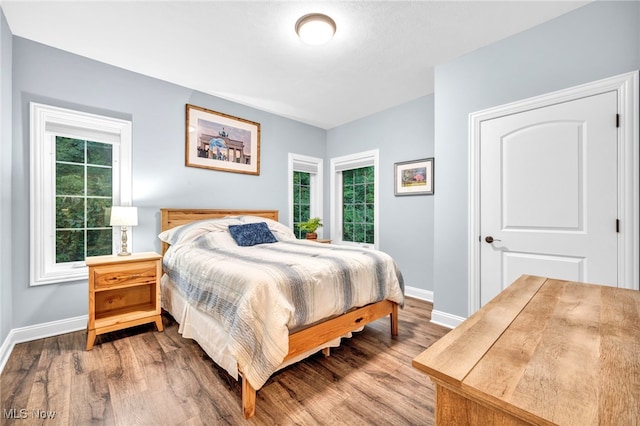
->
[110, 206, 138, 256]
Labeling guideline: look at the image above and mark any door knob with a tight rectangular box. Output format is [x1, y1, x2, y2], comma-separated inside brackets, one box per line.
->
[485, 236, 501, 243]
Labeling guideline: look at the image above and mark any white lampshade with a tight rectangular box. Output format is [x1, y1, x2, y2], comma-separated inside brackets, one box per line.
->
[110, 206, 137, 256]
[295, 13, 336, 46]
[110, 206, 138, 227]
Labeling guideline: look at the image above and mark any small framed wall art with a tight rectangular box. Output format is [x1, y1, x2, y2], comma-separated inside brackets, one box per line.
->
[394, 158, 434, 196]
[185, 104, 260, 175]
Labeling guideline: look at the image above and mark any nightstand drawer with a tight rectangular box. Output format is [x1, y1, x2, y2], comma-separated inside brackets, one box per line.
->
[92, 260, 158, 290]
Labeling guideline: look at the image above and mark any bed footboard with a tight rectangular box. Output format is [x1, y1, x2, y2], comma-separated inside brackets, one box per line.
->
[240, 299, 399, 418]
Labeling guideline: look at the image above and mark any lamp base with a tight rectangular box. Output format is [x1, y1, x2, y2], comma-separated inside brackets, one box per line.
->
[118, 228, 131, 256]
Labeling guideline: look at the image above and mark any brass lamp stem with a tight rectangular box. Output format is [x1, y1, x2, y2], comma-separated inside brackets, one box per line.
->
[119, 225, 131, 256]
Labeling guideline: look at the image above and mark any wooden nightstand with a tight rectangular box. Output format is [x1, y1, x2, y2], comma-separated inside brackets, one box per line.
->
[85, 251, 163, 350]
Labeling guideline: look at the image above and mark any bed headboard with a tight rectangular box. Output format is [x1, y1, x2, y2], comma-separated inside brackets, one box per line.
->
[159, 208, 279, 255]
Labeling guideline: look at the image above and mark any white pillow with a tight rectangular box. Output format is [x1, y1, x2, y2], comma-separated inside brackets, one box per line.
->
[158, 217, 241, 245]
[158, 215, 297, 247]
[236, 215, 296, 241]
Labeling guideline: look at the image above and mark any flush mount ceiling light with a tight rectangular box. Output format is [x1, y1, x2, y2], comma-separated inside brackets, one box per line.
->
[295, 13, 336, 46]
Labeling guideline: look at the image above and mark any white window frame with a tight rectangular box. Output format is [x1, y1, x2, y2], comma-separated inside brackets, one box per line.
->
[288, 153, 323, 237]
[330, 149, 379, 249]
[30, 102, 132, 286]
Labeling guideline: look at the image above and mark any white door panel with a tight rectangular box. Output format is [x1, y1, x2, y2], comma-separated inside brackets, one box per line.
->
[480, 91, 618, 306]
[503, 252, 586, 290]
[503, 122, 582, 230]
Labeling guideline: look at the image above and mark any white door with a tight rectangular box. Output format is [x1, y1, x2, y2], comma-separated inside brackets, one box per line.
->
[480, 91, 618, 306]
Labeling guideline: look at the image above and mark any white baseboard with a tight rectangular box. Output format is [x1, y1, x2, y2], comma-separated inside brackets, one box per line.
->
[0, 331, 14, 375]
[404, 285, 464, 329]
[0, 315, 87, 374]
[431, 309, 465, 329]
[404, 285, 433, 302]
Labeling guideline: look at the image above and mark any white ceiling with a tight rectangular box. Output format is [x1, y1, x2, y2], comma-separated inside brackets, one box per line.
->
[1, 1, 589, 129]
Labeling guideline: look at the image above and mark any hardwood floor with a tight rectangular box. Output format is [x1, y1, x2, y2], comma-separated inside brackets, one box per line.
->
[1, 297, 449, 425]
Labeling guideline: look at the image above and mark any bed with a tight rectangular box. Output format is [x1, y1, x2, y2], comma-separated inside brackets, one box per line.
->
[159, 208, 405, 418]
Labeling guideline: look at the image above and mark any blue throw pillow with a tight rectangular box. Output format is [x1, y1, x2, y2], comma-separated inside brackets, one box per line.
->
[228, 222, 278, 247]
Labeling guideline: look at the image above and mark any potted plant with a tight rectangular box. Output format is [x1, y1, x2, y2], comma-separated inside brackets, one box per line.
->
[298, 217, 323, 240]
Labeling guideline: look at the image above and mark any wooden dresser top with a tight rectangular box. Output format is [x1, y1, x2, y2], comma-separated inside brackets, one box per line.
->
[413, 275, 640, 426]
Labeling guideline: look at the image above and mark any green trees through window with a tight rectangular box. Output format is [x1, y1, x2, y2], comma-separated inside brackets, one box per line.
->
[292, 171, 311, 238]
[55, 137, 113, 262]
[342, 166, 374, 244]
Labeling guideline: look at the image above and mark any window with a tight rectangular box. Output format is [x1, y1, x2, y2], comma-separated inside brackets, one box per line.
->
[330, 149, 379, 248]
[30, 103, 132, 286]
[292, 171, 311, 238]
[288, 154, 323, 238]
[342, 166, 375, 244]
[55, 137, 114, 262]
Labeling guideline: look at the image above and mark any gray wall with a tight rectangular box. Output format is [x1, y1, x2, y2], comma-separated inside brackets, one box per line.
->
[10, 36, 326, 328]
[1, 9, 12, 344]
[433, 0, 640, 318]
[326, 96, 435, 292]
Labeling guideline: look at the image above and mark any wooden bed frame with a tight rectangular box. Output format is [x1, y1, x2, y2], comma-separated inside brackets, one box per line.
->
[159, 208, 399, 418]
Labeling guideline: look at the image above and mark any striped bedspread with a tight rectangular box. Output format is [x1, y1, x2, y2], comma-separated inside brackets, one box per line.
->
[161, 223, 404, 390]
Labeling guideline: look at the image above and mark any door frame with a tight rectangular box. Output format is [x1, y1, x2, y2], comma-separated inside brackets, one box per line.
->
[468, 71, 639, 315]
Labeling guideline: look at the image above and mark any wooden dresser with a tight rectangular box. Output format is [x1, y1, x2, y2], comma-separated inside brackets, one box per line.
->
[413, 275, 640, 425]
[86, 252, 163, 350]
